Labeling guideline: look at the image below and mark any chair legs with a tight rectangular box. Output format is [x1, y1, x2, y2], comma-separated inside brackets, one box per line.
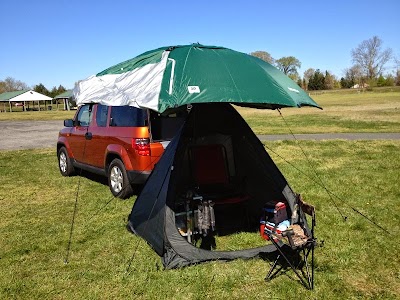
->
[265, 237, 315, 290]
[265, 253, 283, 279]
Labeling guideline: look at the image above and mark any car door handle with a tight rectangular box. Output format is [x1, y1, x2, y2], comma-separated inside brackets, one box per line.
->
[85, 132, 93, 140]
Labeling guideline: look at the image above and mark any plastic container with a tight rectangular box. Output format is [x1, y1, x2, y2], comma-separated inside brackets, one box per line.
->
[259, 221, 270, 240]
[274, 202, 288, 224]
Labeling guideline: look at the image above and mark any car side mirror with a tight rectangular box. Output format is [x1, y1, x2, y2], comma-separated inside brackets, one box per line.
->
[64, 119, 74, 127]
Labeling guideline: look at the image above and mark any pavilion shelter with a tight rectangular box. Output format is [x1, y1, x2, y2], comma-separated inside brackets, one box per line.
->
[0, 90, 53, 112]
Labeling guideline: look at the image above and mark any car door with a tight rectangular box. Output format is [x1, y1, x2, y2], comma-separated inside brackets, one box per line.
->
[84, 104, 110, 168]
[67, 104, 94, 163]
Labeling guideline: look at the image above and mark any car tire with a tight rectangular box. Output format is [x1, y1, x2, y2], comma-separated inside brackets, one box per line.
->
[108, 158, 133, 199]
[58, 146, 75, 176]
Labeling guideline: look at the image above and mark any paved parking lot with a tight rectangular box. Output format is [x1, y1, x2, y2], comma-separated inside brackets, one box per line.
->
[0, 120, 63, 150]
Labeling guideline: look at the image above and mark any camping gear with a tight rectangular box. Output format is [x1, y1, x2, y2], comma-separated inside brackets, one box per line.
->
[260, 202, 290, 239]
[73, 44, 320, 113]
[127, 103, 315, 269]
[197, 199, 216, 235]
[264, 195, 316, 289]
[274, 202, 288, 224]
[72, 43, 319, 272]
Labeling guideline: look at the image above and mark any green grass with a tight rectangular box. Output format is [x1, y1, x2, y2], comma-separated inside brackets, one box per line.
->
[0, 110, 76, 121]
[1, 141, 399, 299]
[237, 90, 400, 134]
[1, 89, 400, 134]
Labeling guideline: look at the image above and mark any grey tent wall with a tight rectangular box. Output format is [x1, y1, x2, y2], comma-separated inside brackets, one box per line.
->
[162, 104, 300, 268]
[128, 126, 183, 256]
[162, 206, 277, 269]
[128, 103, 306, 269]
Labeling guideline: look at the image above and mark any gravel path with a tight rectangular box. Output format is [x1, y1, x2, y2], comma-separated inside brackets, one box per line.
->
[0, 120, 399, 151]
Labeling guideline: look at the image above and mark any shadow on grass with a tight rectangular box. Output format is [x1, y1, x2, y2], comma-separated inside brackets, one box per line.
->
[74, 169, 143, 196]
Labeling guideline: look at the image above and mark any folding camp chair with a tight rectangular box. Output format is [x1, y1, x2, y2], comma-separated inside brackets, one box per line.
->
[264, 195, 316, 289]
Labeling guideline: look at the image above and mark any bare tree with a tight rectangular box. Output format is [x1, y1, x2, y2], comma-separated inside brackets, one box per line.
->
[250, 51, 274, 64]
[275, 56, 301, 76]
[395, 55, 400, 86]
[303, 68, 315, 84]
[351, 36, 393, 79]
[288, 73, 299, 82]
[0, 77, 29, 93]
[0, 81, 6, 94]
[395, 55, 400, 68]
[342, 65, 364, 88]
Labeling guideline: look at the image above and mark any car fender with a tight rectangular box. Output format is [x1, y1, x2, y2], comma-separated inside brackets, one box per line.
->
[105, 144, 134, 170]
[57, 137, 75, 159]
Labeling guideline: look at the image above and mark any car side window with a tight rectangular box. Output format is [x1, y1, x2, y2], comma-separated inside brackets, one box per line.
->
[76, 105, 93, 127]
[96, 104, 109, 127]
[110, 106, 147, 127]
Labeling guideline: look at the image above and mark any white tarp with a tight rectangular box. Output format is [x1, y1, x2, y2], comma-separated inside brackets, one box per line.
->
[74, 51, 169, 111]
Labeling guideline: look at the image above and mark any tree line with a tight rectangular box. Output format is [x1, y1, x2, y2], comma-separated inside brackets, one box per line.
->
[0, 77, 67, 98]
[251, 36, 400, 90]
[2, 36, 399, 94]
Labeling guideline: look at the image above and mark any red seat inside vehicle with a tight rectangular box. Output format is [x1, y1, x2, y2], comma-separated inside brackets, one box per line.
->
[189, 144, 250, 204]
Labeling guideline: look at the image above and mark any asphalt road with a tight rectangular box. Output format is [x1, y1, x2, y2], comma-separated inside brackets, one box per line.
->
[0, 120, 64, 151]
[0, 120, 399, 151]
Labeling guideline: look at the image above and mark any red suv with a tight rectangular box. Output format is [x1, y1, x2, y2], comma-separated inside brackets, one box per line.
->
[57, 103, 186, 199]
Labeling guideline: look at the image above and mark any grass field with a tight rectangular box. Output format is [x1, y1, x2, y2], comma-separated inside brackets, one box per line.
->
[1, 88, 400, 134]
[1, 140, 399, 299]
[0, 110, 75, 121]
[237, 89, 400, 134]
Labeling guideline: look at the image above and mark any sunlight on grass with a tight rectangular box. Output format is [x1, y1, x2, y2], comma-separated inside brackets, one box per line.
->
[236, 90, 400, 134]
[214, 232, 267, 251]
[1, 89, 400, 134]
[0, 110, 76, 121]
[1, 140, 399, 299]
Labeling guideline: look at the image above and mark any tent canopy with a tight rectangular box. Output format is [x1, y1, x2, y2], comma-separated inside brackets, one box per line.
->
[74, 44, 320, 113]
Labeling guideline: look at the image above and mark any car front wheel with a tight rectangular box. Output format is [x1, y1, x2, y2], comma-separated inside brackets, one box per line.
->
[58, 146, 75, 176]
[108, 158, 133, 199]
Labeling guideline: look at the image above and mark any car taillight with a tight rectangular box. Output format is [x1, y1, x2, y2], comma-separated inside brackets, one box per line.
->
[133, 138, 150, 156]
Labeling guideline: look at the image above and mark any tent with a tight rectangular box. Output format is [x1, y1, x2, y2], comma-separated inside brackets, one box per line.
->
[127, 103, 311, 269]
[72, 44, 318, 269]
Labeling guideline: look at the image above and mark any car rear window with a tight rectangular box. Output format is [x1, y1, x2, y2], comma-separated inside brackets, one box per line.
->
[110, 106, 147, 127]
[150, 110, 187, 141]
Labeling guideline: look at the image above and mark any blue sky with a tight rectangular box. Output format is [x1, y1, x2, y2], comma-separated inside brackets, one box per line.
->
[1, 0, 399, 90]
